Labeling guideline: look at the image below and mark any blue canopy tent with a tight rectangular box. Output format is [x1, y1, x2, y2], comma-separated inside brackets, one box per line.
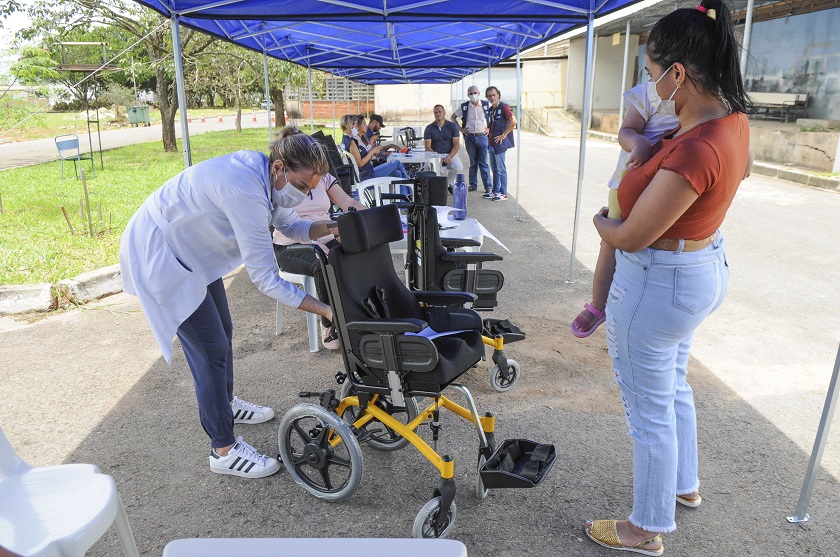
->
[129, 0, 646, 281]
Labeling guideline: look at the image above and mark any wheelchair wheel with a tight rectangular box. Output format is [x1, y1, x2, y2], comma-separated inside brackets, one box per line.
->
[339, 382, 419, 451]
[490, 359, 521, 392]
[475, 454, 489, 499]
[278, 403, 363, 502]
[412, 497, 457, 539]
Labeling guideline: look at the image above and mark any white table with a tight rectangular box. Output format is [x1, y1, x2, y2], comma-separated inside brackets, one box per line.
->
[391, 206, 484, 258]
[163, 538, 467, 557]
[388, 150, 445, 176]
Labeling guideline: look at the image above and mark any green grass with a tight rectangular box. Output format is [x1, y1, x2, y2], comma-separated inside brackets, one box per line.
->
[0, 126, 340, 285]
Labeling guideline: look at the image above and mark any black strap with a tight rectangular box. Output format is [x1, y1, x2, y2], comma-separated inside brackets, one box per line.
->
[520, 444, 553, 482]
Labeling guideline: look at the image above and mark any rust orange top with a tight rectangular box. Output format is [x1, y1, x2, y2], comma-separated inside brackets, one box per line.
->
[618, 112, 750, 240]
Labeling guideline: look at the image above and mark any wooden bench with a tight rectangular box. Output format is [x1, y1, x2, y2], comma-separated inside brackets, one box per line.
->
[748, 92, 808, 122]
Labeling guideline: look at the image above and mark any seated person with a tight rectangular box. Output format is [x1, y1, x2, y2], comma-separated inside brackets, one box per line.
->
[340, 114, 408, 181]
[424, 104, 464, 185]
[365, 113, 386, 144]
[273, 141, 367, 349]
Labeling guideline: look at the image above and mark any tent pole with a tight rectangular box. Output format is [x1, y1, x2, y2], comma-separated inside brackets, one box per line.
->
[740, 0, 755, 77]
[514, 44, 522, 219]
[262, 50, 271, 144]
[566, 5, 596, 284]
[788, 344, 840, 523]
[488, 56, 492, 88]
[619, 19, 631, 124]
[588, 33, 598, 130]
[170, 15, 192, 168]
[331, 80, 336, 140]
[308, 63, 314, 133]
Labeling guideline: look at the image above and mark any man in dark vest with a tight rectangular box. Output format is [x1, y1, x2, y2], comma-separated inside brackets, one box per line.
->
[450, 85, 491, 193]
[485, 86, 517, 202]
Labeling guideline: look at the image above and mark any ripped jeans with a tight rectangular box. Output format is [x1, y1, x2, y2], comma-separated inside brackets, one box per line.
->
[605, 232, 728, 533]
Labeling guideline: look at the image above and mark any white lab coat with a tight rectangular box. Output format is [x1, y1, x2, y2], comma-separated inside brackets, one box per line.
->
[120, 150, 313, 363]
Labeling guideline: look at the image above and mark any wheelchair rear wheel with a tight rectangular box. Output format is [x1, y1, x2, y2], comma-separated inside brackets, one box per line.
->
[412, 497, 457, 539]
[490, 359, 521, 392]
[278, 403, 363, 502]
[339, 382, 419, 451]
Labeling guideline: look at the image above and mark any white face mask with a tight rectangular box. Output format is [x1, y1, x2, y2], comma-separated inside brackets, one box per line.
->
[350, 127, 359, 138]
[468, 92, 479, 102]
[274, 169, 308, 208]
[648, 64, 679, 116]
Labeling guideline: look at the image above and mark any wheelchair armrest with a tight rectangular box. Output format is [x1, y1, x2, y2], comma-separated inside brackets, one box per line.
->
[441, 238, 481, 249]
[413, 291, 477, 305]
[345, 318, 427, 334]
[440, 251, 503, 263]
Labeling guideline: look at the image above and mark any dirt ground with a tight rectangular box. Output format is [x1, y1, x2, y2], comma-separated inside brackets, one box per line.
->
[3, 134, 840, 556]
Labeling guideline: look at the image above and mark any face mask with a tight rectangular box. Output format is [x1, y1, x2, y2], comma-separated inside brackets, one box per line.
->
[468, 93, 479, 102]
[647, 64, 679, 116]
[274, 169, 307, 208]
[351, 127, 359, 138]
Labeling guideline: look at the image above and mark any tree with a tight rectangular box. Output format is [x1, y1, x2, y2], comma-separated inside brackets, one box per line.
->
[1, 45, 59, 104]
[22, 0, 213, 152]
[266, 58, 308, 129]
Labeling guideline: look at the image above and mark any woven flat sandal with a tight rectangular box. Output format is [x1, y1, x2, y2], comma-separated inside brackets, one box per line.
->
[676, 493, 702, 508]
[586, 520, 664, 556]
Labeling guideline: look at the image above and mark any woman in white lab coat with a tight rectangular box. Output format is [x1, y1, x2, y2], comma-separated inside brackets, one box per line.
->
[120, 127, 333, 479]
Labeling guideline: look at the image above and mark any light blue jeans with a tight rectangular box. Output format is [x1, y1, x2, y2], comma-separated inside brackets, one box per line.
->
[464, 134, 491, 190]
[373, 159, 409, 179]
[488, 150, 507, 195]
[605, 232, 729, 533]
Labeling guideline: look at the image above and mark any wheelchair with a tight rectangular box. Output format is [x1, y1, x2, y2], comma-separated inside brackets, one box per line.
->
[277, 205, 555, 538]
[403, 176, 526, 392]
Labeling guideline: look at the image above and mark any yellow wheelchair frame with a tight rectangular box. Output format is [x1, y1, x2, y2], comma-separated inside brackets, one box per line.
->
[278, 384, 497, 539]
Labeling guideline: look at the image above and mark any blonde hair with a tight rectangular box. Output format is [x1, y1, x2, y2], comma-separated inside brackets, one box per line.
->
[269, 126, 328, 175]
[339, 114, 356, 133]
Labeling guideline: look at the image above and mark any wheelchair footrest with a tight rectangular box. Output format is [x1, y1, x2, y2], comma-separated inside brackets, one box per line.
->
[483, 318, 526, 344]
[479, 439, 555, 489]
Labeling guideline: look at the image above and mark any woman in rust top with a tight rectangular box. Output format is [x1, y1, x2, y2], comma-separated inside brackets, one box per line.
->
[585, 1, 752, 554]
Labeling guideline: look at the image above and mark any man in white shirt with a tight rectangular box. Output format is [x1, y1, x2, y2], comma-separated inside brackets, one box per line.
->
[450, 85, 492, 193]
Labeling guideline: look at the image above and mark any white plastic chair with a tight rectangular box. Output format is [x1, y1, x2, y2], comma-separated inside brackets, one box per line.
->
[338, 148, 360, 184]
[0, 426, 139, 557]
[276, 269, 320, 353]
[354, 177, 414, 208]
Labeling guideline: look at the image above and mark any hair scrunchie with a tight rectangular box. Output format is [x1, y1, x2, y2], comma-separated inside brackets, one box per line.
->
[696, 4, 717, 20]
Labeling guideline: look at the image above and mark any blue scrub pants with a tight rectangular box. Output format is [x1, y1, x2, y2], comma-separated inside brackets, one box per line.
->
[176, 278, 236, 449]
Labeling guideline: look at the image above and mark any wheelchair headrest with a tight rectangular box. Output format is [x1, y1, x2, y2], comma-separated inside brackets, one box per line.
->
[336, 204, 403, 254]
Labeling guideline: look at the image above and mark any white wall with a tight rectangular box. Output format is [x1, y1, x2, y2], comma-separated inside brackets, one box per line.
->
[375, 83, 451, 121]
[522, 59, 566, 109]
[450, 67, 519, 110]
[566, 33, 640, 111]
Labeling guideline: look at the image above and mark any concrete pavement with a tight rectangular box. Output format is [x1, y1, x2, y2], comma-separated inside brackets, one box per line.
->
[2, 126, 840, 555]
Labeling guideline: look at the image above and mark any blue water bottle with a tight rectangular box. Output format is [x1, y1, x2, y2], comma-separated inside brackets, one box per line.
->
[453, 173, 467, 220]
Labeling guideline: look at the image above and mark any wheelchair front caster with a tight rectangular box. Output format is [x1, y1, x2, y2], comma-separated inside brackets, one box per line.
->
[278, 403, 363, 502]
[490, 359, 521, 392]
[338, 382, 419, 451]
[412, 496, 457, 539]
[475, 454, 489, 499]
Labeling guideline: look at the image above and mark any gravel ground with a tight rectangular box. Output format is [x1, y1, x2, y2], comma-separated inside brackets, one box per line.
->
[2, 129, 839, 556]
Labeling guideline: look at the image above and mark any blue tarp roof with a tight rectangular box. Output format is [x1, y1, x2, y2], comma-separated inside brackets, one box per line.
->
[129, 0, 644, 83]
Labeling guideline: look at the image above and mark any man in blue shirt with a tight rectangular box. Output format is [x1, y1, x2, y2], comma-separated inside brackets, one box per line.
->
[423, 104, 463, 185]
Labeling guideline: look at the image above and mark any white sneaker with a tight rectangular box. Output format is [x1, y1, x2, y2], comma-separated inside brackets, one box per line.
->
[209, 436, 280, 478]
[231, 396, 274, 424]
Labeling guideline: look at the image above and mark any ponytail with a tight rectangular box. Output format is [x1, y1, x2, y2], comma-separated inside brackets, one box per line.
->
[647, 0, 753, 114]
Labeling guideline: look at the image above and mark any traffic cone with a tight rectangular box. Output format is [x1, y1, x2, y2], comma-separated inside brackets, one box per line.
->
[200, 114, 206, 123]
[187, 115, 192, 123]
[271, 114, 275, 123]
[252, 112, 257, 122]
[218, 114, 223, 122]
